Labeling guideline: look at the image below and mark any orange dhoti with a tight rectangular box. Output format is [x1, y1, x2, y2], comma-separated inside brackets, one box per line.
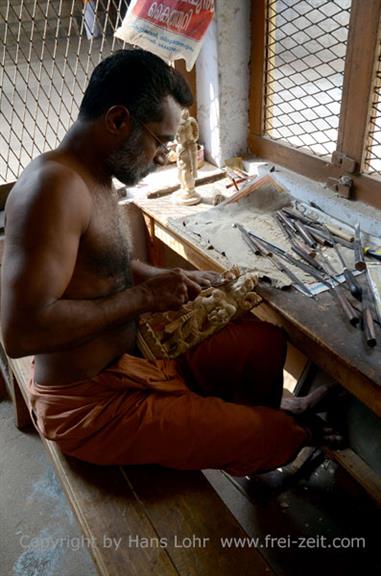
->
[27, 318, 308, 476]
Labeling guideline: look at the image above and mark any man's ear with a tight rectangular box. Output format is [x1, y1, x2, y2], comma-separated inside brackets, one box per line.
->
[105, 105, 132, 135]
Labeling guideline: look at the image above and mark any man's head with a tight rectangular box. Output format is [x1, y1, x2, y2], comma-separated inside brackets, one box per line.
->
[79, 49, 193, 185]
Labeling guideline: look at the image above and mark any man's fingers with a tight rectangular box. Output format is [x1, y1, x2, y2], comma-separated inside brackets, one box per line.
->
[183, 276, 202, 298]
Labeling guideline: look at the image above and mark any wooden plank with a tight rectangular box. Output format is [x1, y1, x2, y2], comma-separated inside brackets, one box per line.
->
[124, 466, 273, 576]
[248, 135, 342, 183]
[44, 450, 180, 576]
[249, 0, 267, 136]
[248, 135, 381, 209]
[351, 172, 381, 209]
[325, 447, 381, 507]
[154, 222, 223, 272]
[336, 0, 381, 168]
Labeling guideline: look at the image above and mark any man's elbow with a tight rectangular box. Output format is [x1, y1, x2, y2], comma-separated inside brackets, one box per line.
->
[2, 329, 30, 358]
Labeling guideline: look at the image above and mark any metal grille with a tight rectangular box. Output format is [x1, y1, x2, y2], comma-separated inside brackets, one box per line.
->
[0, 0, 130, 185]
[264, 0, 351, 158]
[364, 38, 381, 179]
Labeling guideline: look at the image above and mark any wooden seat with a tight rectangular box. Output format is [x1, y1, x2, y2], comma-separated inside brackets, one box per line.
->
[2, 354, 274, 576]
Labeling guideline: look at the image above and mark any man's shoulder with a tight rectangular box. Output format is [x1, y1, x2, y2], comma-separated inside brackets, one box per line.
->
[7, 154, 92, 217]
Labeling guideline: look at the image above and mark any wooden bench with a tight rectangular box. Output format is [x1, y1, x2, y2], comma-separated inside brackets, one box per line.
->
[1, 353, 274, 576]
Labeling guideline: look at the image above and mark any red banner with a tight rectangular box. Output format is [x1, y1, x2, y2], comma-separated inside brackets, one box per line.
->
[132, 0, 214, 41]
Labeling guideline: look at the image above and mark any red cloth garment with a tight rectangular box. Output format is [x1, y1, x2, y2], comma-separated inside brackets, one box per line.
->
[27, 318, 308, 476]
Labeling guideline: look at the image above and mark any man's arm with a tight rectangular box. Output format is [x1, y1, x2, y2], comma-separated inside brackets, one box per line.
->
[1, 165, 199, 358]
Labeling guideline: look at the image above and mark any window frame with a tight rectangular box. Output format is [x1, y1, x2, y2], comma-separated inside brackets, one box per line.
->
[249, 0, 381, 210]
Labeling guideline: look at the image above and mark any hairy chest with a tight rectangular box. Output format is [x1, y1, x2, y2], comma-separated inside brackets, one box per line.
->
[72, 194, 133, 296]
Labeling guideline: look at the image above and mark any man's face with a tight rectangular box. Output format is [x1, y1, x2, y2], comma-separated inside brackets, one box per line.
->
[106, 96, 182, 186]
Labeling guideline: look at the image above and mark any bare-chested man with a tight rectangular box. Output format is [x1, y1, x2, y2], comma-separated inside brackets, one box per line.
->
[1, 49, 329, 474]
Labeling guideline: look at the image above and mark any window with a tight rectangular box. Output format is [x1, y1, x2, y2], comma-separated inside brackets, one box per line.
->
[250, 0, 381, 209]
[0, 0, 130, 186]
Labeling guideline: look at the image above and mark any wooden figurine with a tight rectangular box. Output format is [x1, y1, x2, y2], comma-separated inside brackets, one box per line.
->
[172, 109, 201, 206]
[138, 267, 262, 358]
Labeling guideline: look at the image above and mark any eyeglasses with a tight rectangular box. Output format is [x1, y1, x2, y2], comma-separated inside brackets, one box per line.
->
[133, 116, 170, 159]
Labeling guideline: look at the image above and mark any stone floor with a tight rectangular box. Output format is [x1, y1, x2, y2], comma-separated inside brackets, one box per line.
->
[0, 396, 97, 576]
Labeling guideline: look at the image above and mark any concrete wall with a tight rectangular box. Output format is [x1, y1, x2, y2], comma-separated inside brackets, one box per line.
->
[196, 0, 251, 167]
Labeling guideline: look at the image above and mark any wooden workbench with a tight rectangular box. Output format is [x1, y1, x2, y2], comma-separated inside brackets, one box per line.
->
[134, 193, 381, 504]
[134, 195, 381, 418]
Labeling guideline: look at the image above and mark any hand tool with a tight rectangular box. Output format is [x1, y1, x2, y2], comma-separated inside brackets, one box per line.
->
[293, 220, 317, 249]
[291, 242, 326, 273]
[315, 246, 337, 276]
[281, 207, 314, 226]
[295, 202, 355, 243]
[364, 246, 381, 261]
[367, 263, 381, 325]
[354, 230, 381, 342]
[302, 224, 333, 247]
[233, 222, 266, 255]
[277, 210, 297, 233]
[323, 225, 362, 300]
[361, 285, 377, 347]
[233, 224, 315, 298]
[275, 213, 316, 256]
[309, 201, 355, 232]
[247, 231, 360, 325]
[353, 223, 366, 271]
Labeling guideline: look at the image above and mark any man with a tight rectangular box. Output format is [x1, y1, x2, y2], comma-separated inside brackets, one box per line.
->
[1, 49, 323, 474]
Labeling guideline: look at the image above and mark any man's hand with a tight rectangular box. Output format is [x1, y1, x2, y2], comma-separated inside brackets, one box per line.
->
[184, 270, 223, 289]
[131, 260, 223, 290]
[139, 268, 202, 312]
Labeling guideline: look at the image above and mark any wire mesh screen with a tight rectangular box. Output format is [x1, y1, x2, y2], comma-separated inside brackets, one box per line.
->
[0, 0, 130, 185]
[364, 38, 381, 179]
[264, 0, 351, 158]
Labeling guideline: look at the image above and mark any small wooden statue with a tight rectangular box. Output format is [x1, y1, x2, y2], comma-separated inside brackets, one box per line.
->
[172, 109, 201, 206]
[137, 267, 262, 359]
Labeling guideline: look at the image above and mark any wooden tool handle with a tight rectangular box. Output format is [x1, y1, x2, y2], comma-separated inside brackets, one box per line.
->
[325, 224, 354, 243]
[335, 289, 360, 326]
[363, 305, 377, 346]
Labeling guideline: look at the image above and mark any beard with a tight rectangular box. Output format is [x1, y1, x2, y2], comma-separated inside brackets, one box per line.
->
[106, 128, 157, 186]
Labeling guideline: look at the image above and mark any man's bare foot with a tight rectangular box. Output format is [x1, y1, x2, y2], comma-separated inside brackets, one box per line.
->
[281, 385, 332, 415]
[296, 413, 344, 449]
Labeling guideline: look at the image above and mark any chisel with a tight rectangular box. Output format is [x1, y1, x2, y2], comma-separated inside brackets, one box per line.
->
[281, 207, 313, 226]
[353, 223, 366, 271]
[276, 213, 316, 256]
[323, 225, 362, 300]
[233, 224, 315, 298]
[302, 224, 333, 247]
[361, 284, 377, 347]
[293, 220, 317, 249]
[278, 210, 297, 233]
[247, 231, 359, 325]
[233, 222, 267, 255]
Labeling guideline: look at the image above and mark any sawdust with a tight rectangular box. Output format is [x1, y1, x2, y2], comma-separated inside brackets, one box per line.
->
[169, 183, 357, 289]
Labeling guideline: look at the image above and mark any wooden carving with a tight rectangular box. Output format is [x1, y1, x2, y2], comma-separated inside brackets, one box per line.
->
[137, 268, 262, 359]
